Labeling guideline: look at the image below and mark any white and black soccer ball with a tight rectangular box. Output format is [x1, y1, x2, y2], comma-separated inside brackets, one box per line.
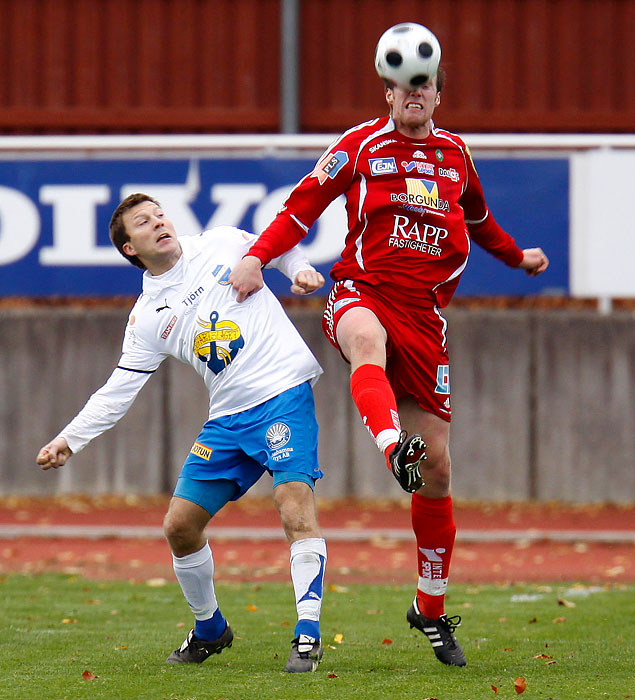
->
[374, 22, 441, 91]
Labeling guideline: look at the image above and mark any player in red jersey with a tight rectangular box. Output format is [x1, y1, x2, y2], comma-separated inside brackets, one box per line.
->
[230, 66, 548, 666]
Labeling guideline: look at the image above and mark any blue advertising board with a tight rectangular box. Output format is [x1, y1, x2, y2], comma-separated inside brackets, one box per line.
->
[0, 156, 568, 298]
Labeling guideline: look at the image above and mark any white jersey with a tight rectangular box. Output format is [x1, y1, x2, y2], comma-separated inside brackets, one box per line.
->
[60, 227, 323, 453]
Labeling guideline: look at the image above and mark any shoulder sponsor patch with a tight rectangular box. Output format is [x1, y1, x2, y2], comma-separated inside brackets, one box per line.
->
[190, 441, 213, 460]
[313, 150, 349, 184]
[369, 157, 398, 175]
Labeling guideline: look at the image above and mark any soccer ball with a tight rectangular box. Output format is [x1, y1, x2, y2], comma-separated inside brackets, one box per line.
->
[374, 22, 441, 90]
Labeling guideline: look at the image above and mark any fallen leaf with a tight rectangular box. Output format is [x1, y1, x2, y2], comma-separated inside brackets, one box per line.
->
[514, 677, 527, 694]
[546, 660, 557, 665]
[381, 638, 393, 645]
[82, 670, 97, 681]
[491, 685, 499, 694]
[557, 598, 576, 608]
[528, 617, 537, 624]
[328, 584, 349, 593]
[145, 578, 167, 587]
[334, 633, 344, 644]
[328, 673, 338, 678]
[246, 604, 257, 612]
[552, 616, 567, 623]
[533, 653, 553, 659]
[280, 620, 290, 626]
[326, 644, 337, 650]
[61, 618, 77, 624]
[118, 645, 128, 650]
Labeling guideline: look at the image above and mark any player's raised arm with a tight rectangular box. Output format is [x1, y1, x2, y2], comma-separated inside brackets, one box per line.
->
[36, 437, 72, 470]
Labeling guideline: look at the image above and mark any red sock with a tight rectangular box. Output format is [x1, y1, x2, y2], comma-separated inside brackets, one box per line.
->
[411, 493, 456, 619]
[350, 364, 400, 464]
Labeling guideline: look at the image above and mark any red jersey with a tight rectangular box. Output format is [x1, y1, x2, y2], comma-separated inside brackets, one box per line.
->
[248, 117, 524, 309]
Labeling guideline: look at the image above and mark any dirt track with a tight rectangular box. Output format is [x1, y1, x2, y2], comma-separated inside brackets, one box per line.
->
[1, 496, 633, 584]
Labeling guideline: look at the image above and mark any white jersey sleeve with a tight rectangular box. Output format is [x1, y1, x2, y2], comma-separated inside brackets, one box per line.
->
[57, 292, 171, 454]
[262, 241, 316, 284]
[58, 367, 154, 454]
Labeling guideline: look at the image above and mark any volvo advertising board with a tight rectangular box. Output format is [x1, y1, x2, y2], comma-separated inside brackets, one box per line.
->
[0, 156, 569, 298]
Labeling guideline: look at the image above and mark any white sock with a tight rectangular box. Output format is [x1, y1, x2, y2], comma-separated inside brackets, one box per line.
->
[172, 541, 218, 620]
[290, 537, 327, 637]
[376, 428, 401, 455]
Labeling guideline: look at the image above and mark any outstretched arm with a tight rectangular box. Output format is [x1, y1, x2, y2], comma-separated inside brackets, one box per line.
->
[36, 437, 72, 470]
[518, 247, 549, 276]
[34, 364, 155, 470]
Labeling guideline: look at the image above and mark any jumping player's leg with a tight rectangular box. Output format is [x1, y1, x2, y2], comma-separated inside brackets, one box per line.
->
[334, 305, 427, 489]
[335, 306, 403, 459]
[164, 480, 238, 662]
[397, 398, 466, 666]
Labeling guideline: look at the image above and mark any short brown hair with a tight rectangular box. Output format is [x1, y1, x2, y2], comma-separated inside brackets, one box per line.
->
[109, 193, 161, 270]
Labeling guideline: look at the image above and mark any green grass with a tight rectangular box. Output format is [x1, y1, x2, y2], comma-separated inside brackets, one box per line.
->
[0, 575, 632, 700]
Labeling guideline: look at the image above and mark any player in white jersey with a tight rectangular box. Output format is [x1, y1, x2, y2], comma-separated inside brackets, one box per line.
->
[36, 193, 327, 673]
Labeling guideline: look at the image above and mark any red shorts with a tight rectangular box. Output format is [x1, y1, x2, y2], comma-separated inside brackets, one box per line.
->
[322, 280, 451, 422]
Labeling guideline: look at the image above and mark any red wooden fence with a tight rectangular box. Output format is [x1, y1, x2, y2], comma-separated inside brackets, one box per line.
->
[0, 0, 632, 134]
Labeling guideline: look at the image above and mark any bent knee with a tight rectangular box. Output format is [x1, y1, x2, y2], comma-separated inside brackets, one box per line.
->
[346, 327, 386, 359]
[274, 484, 320, 541]
[421, 451, 451, 490]
[163, 512, 198, 545]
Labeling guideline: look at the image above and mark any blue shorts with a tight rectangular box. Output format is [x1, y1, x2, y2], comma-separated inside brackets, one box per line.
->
[175, 381, 322, 514]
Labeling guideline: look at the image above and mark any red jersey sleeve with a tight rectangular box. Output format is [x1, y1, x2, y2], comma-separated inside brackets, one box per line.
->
[246, 140, 358, 264]
[460, 145, 524, 268]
